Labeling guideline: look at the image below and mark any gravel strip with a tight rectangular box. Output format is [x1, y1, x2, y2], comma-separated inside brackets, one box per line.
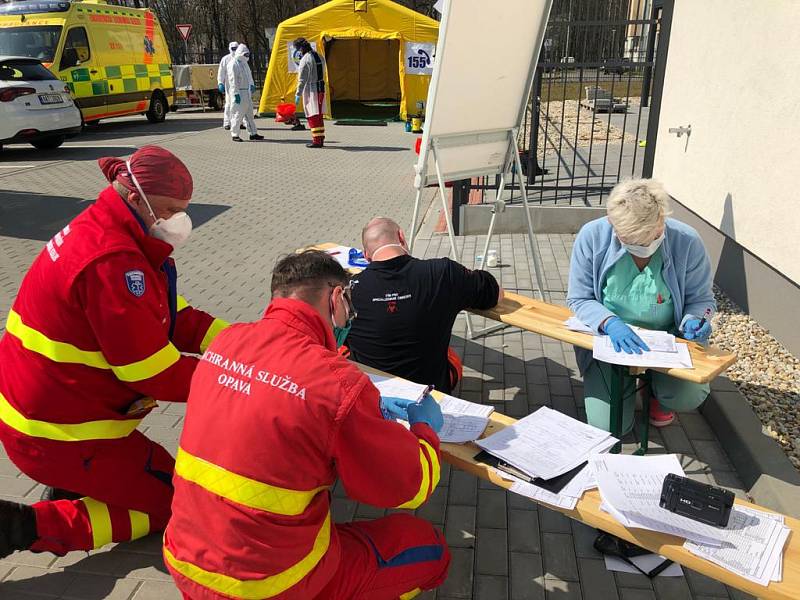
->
[710, 287, 800, 470]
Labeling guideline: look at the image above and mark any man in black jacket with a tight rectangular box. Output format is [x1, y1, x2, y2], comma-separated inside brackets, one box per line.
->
[345, 218, 503, 394]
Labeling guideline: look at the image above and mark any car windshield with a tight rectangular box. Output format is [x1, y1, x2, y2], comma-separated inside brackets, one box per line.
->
[0, 59, 58, 81]
[0, 26, 63, 63]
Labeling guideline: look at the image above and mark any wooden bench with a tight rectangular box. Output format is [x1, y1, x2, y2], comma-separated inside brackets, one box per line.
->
[359, 364, 798, 599]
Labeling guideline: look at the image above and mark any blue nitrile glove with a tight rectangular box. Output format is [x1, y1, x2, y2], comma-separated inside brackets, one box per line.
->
[380, 396, 414, 421]
[683, 318, 712, 342]
[603, 316, 650, 354]
[407, 394, 444, 433]
[294, 95, 300, 105]
[217, 83, 225, 93]
[234, 93, 241, 104]
[250, 84, 256, 93]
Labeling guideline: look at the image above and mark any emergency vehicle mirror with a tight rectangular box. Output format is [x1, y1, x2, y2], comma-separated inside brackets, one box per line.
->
[60, 47, 78, 70]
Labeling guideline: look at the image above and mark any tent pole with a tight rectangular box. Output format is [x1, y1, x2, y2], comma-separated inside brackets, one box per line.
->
[409, 185, 424, 255]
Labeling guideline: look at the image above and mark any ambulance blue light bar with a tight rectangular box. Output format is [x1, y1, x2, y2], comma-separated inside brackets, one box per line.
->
[0, 2, 72, 15]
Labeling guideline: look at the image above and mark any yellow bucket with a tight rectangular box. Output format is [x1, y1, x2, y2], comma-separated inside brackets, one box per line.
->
[411, 117, 423, 133]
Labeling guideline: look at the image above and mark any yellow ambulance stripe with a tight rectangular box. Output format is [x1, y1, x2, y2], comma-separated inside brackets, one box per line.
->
[200, 318, 229, 353]
[163, 513, 331, 600]
[129, 509, 150, 540]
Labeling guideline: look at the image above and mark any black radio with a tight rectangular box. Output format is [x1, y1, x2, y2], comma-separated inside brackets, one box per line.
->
[659, 473, 734, 528]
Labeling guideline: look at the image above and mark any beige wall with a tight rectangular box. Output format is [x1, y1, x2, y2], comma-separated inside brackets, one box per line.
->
[653, 0, 800, 285]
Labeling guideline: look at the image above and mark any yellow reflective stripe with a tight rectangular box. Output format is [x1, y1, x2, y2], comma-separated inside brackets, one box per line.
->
[400, 588, 422, 600]
[177, 295, 190, 312]
[199, 318, 229, 354]
[6, 309, 110, 370]
[82, 498, 113, 549]
[0, 391, 142, 442]
[163, 512, 331, 600]
[395, 444, 432, 510]
[174, 447, 326, 516]
[111, 343, 180, 382]
[7, 308, 181, 383]
[129, 509, 150, 540]
[421, 439, 441, 491]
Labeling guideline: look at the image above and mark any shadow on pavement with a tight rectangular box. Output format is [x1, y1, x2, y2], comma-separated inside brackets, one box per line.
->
[0, 539, 170, 599]
[0, 190, 230, 241]
[0, 145, 140, 163]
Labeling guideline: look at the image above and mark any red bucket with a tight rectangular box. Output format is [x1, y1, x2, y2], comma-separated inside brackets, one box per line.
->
[415, 137, 422, 154]
[276, 102, 296, 123]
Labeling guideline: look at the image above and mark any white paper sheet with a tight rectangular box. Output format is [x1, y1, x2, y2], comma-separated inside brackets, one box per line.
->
[592, 336, 693, 369]
[563, 317, 597, 335]
[604, 554, 684, 577]
[592, 454, 728, 545]
[684, 507, 789, 586]
[324, 245, 355, 269]
[367, 373, 493, 443]
[477, 406, 616, 480]
[438, 414, 489, 443]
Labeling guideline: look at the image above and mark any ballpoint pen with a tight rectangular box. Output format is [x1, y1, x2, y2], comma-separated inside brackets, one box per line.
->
[416, 384, 434, 404]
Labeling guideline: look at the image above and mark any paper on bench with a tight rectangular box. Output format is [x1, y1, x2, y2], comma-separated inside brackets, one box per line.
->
[592, 336, 692, 369]
[323, 245, 354, 269]
[592, 454, 729, 546]
[564, 317, 597, 335]
[477, 406, 616, 480]
[684, 506, 789, 586]
[367, 373, 492, 443]
[499, 461, 598, 511]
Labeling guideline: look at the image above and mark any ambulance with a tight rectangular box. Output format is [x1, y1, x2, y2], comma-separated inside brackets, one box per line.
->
[0, 0, 174, 124]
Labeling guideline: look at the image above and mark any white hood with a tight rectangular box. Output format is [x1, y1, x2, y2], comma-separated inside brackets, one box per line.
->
[235, 44, 250, 62]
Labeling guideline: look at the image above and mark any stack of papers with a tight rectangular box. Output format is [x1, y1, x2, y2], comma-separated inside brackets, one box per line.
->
[367, 374, 493, 443]
[323, 245, 355, 270]
[592, 454, 729, 545]
[475, 406, 616, 509]
[684, 506, 790, 586]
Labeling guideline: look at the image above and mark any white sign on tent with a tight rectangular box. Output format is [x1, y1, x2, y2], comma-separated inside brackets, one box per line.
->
[287, 41, 318, 73]
[404, 42, 435, 75]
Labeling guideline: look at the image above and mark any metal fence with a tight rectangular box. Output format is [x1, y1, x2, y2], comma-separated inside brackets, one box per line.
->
[464, 0, 664, 209]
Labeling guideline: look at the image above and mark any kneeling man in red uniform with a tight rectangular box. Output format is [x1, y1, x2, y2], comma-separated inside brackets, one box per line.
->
[0, 146, 228, 558]
[164, 250, 450, 600]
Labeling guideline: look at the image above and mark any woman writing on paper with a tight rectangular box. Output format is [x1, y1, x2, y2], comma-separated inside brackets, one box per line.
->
[567, 178, 715, 432]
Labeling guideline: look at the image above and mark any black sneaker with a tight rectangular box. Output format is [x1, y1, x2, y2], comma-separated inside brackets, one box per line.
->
[306, 142, 324, 148]
[232, 136, 243, 142]
[0, 500, 37, 559]
[291, 123, 305, 131]
[223, 125, 231, 131]
[249, 134, 264, 141]
[40, 487, 82, 502]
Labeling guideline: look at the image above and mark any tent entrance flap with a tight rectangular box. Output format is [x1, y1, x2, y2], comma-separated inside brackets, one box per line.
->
[326, 37, 400, 118]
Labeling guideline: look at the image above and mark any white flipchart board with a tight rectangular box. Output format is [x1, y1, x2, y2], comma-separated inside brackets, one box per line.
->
[413, 0, 552, 190]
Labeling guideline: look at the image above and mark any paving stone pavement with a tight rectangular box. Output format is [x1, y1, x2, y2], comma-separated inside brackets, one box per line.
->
[0, 113, 753, 599]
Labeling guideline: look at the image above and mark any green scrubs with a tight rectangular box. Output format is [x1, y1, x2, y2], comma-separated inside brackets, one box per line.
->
[583, 248, 710, 432]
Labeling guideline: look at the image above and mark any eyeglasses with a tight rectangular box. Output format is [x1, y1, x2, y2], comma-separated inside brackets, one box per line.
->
[330, 281, 357, 320]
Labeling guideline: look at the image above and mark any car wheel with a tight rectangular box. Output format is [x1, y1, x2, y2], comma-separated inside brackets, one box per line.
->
[209, 90, 223, 111]
[146, 91, 167, 123]
[31, 135, 65, 150]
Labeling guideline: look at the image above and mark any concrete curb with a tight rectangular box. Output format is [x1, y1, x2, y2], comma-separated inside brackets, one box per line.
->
[701, 376, 800, 518]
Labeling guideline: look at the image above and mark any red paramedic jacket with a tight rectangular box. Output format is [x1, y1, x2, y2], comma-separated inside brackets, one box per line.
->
[163, 298, 442, 600]
[0, 186, 224, 440]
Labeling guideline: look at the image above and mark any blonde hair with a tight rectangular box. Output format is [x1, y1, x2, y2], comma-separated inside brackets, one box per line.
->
[606, 178, 672, 244]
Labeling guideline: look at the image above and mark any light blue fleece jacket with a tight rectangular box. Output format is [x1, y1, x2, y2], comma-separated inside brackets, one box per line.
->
[566, 217, 716, 374]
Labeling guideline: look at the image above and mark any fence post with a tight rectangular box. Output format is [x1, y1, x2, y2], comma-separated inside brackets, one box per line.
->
[641, 1, 660, 108]
[526, 65, 542, 186]
[451, 179, 470, 235]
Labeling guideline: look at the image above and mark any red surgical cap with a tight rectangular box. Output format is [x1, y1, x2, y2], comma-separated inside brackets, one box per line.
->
[98, 145, 193, 201]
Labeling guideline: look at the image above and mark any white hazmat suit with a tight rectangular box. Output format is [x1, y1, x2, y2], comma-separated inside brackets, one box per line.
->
[226, 44, 258, 139]
[217, 41, 238, 128]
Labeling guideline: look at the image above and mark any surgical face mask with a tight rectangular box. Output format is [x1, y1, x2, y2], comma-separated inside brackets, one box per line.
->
[369, 243, 407, 261]
[329, 283, 356, 347]
[126, 161, 193, 250]
[620, 231, 664, 258]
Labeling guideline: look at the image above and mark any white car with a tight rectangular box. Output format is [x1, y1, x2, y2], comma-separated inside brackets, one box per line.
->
[0, 55, 81, 151]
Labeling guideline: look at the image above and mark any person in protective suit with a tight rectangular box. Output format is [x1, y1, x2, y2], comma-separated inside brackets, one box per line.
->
[293, 37, 326, 148]
[217, 41, 239, 130]
[227, 44, 263, 142]
[0, 146, 229, 559]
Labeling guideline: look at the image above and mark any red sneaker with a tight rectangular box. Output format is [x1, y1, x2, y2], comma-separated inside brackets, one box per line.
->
[649, 396, 675, 427]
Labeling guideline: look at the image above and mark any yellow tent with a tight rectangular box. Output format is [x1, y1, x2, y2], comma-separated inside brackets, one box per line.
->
[258, 0, 439, 120]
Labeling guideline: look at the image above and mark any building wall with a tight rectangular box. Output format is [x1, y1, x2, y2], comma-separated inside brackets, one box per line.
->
[652, 0, 800, 286]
